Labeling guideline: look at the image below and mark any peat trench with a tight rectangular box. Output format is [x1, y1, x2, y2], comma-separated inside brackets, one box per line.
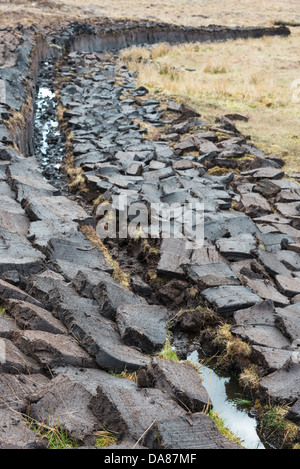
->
[0, 20, 299, 450]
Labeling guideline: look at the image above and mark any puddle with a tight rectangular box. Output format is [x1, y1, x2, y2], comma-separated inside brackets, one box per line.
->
[34, 61, 66, 190]
[187, 350, 266, 449]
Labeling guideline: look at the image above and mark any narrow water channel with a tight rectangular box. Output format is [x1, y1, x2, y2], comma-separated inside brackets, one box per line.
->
[187, 350, 266, 449]
[34, 60, 66, 190]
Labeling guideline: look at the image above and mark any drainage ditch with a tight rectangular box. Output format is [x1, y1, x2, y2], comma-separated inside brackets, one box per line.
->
[34, 59, 67, 191]
[187, 349, 266, 449]
[31, 46, 268, 450]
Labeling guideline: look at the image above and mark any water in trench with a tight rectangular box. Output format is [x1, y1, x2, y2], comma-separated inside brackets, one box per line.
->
[34, 60, 67, 191]
[187, 349, 266, 449]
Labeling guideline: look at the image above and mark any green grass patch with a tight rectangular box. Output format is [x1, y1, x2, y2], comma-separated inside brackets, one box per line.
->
[158, 339, 180, 362]
[95, 430, 118, 448]
[233, 398, 253, 406]
[29, 420, 78, 449]
[261, 406, 298, 438]
[257, 404, 299, 448]
[209, 410, 244, 447]
[157, 339, 203, 378]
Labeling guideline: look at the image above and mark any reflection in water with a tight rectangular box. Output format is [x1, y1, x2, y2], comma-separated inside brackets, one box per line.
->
[34, 61, 67, 190]
[187, 350, 265, 449]
[36, 87, 59, 157]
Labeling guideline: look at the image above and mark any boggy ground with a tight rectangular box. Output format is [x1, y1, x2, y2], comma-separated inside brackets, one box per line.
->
[0, 13, 299, 450]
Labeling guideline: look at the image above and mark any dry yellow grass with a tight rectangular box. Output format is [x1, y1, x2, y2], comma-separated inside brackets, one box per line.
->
[80, 225, 131, 288]
[1, 0, 300, 28]
[49, 0, 300, 28]
[239, 365, 261, 390]
[120, 30, 300, 173]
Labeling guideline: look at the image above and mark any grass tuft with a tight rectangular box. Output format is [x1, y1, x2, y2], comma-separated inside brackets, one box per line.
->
[95, 430, 118, 448]
[109, 370, 137, 382]
[208, 409, 244, 446]
[158, 339, 180, 362]
[226, 338, 251, 358]
[29, 419, 78, 449]
[80, 225, 130, 288]
[239, 365, 261, 390]
[258, 404, 299, 448]
[213, 324, 233, 349]
[213, 324, 252, 359]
